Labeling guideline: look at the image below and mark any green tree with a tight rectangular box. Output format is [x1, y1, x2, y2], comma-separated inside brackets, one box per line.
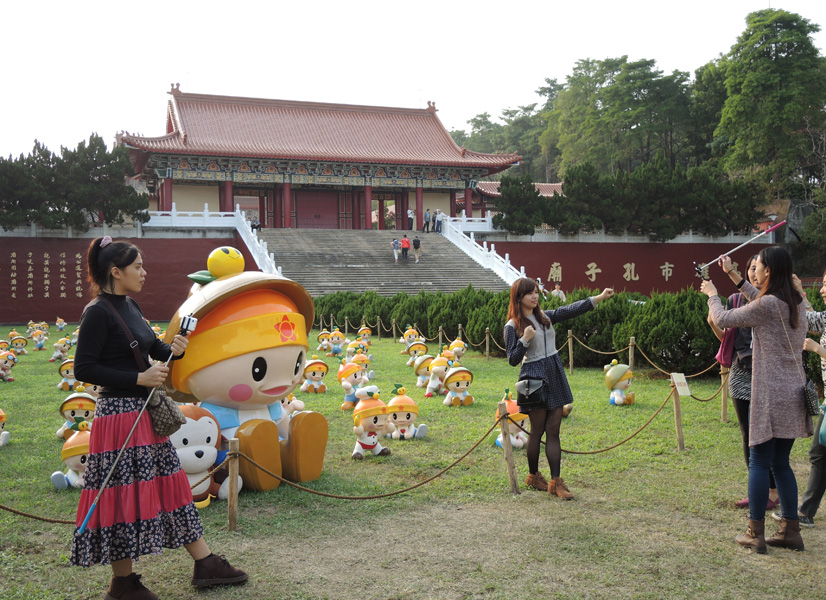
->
[717, 9, 826, 198]
[491, 173, 546, 235]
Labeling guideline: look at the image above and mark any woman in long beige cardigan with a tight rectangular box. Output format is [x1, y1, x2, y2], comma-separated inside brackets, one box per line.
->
[701, 246, 813, 554]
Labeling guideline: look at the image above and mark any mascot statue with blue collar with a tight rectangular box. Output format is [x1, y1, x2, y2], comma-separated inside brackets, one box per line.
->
[164, 246, 328, 491]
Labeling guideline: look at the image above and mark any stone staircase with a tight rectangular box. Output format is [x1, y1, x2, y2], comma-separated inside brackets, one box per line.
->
[255, 229, 509, 297]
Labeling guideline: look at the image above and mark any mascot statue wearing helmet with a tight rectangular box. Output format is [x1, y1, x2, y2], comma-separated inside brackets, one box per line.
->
[165, 247, 328, 491]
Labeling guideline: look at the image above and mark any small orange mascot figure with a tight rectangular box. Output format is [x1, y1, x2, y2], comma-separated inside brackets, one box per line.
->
[299, 356, 329, 393]
[352, 385, 394, 459]
[387, 384, 427, 440]
[0, 408, 9, 446]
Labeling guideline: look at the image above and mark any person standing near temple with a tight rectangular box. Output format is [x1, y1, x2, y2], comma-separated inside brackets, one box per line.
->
[434, 209, 443, 233]
[407, 208, 415, 230]
[424, 209, 431, 233]
[412, 236, 422, 263]
[400, 235, 411, 262]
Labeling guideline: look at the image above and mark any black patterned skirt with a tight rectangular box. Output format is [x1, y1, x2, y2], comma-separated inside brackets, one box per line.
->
[728, 361, 752, 402]
[70, 396, 203, 567]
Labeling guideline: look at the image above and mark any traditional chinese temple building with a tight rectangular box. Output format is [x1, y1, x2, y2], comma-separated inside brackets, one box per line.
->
[118, 85, 521, 230]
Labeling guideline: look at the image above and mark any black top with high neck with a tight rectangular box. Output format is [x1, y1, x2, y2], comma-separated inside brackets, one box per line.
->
[74, 293, 172, 398]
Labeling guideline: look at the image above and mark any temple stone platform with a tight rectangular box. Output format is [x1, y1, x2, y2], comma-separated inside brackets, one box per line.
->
[256, 228, 508, 297]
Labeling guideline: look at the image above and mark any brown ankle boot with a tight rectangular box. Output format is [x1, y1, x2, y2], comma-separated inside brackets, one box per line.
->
[191, 554, 249, 588]
[766, 518, 805, 551]
[549, 477, 574, 500]
[104, 573, 158, 600]
[735, 519, 767, 554]
[525, 472, 548, 491]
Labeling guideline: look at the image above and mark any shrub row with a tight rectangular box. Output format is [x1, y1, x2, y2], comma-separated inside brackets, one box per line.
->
[313, 285, 826, 386]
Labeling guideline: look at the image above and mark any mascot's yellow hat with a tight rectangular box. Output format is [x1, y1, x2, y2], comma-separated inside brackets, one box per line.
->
[358, 326, 371, 335]
[166, 271, 314, 398]
[407, 341, 427, 354]
[449, 339, 467, 351]
[604, 359, 633, 389]
[61, 430, 90, 461]
[58, 357, 74, 373]
[59, 392, 96, 416]
[337, 361, 360, 382]
[353, 393, 389, 427]
[0, 408, 6, 423]
[317, 330, 331, 342]
[351, 352, 371, 366]
[413, 354, 434, 372]
[444, 366, 473, 384]
[387, 384, 419, 415]
[498, 397, 528, 424]
[303, 356, 329, 375]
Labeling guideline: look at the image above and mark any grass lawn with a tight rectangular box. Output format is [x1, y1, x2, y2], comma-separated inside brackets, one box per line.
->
[0, 324, 822, 600]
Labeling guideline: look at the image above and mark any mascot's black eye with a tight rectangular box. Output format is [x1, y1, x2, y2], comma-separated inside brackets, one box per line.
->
[206, 436, 211, 444]
[252, 357, 267, 382]
[182, 438, 189, 446]
[407, 413, 412, 420]
[372, 416, 379, 424]
[80, 455, 87, 464]
[294, 351, 305, 377]
[71, 410, 76, 417]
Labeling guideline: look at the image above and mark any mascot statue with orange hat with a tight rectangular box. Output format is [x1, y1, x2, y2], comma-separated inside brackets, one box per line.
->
[387, 384, 427, 440]
[495, 390, 528, 449]
[165, 246, 328, 491]
[351, 385, 394, 459]
[300, 356, 329, 393]
[0, 408, 9, 446]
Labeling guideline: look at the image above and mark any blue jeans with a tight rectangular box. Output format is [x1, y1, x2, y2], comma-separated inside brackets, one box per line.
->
[748, 437, 798, 522]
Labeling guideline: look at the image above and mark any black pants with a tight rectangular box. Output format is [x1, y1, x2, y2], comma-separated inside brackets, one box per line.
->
[401, 248, 408, 260]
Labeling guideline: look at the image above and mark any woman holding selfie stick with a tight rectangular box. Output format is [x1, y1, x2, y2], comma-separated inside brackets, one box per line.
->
[71, 236, 246, 600]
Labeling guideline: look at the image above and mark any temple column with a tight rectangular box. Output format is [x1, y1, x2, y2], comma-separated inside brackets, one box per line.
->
[274, 187, 283, 228]
[258, 194, 266, 227]
[402, 191, 410, 229]
[219, 180, 234, 212]
[449, 190, 457, 218]
[364, 185, 373, 230]
[283, 181, 292, 228]
[160, 178, 173, 211]
[464, 185, 473, 218]
[395, 195, 402, 230]
[378, 198, 385, 230]
[415, 186, 424, 231]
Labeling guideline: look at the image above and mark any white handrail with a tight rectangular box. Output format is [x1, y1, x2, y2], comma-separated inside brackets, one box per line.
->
[443, 216, 523, 286]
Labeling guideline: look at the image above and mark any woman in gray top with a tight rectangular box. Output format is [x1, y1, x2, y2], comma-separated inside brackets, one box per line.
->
[504, 277, 614, 499]
[702, 247, 813, 554]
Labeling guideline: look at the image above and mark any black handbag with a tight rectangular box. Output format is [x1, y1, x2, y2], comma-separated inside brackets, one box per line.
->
[515, 378, 546, 409]
[96, 297, 186, 436]
[804, 378, 820, 417]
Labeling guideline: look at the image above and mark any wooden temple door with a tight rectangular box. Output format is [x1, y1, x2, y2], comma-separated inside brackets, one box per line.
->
[295, 190, 339, 229]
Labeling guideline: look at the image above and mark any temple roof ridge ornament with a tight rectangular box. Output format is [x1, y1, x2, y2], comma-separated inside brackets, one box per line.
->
[426, 101, 437, 113]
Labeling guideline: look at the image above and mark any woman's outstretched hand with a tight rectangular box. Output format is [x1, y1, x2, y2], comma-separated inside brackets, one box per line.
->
[595, 288, 615, 303]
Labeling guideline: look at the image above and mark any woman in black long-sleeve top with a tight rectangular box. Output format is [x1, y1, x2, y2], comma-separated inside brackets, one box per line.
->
[504, 277, 614, 499]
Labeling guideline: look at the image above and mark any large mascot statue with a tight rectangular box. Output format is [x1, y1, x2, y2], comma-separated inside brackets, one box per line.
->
[604, 359, 635, 406]
[165, 247, 328, 491]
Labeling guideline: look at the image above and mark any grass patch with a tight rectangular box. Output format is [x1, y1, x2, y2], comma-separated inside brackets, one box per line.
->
[0, 324, 822, 599]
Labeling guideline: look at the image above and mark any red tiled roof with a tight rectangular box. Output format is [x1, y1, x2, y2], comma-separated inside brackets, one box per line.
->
[473, 181, 563, 198]
[120, 88, 521, 173]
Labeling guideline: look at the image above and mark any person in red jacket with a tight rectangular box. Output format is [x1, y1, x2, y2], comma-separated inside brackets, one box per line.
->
[400, 235, 411, 262]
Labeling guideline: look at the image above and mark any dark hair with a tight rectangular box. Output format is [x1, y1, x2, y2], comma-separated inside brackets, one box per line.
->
[756, 246, 801, 329]
[86, 237, 141, 297]
[507, 277, 550, 335]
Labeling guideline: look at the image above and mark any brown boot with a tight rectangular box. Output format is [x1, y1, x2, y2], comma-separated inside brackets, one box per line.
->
[735, 519, 767, 554]
[104, 573, 157, 600]
[525, 472, 548, 492]
[766, 518, 805, 551]
[191, 554, 249, 588]
[549, 477, 574, 500]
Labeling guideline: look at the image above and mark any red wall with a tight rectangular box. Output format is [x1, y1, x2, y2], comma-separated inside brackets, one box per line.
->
[492, 241, 767, 293]
[1, 236, 256, 324]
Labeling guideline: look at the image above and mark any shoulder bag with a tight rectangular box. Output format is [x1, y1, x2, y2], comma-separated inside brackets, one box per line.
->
[714, 294, 741, 368]
[515, 378, 546, 409]
[776, 302, 821, 417]
[96, 297, 186, 436]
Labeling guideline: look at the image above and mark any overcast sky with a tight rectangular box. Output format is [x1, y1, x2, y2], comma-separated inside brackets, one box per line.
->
[1, 0, 824, 159]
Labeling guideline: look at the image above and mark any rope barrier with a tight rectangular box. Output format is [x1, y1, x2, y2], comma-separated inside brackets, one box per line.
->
[690, 372, 729, 402]
[489, 336, 506, 352]
[507, 387, 674, 455]
[362, 318, 378, 329]
[235, 417, 505, 500]
[0, 503, 74, 525]
[572, 335, 631, 356]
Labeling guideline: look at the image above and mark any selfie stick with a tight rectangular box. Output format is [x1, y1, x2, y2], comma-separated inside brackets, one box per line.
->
[78, 315, 198, 535]
[694, 220, 786, 279]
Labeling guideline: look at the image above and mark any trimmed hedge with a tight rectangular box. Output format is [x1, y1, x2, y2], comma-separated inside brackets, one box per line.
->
[312, 284, 826, 387]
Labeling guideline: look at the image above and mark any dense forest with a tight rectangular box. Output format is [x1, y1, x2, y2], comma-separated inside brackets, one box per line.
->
[450, 9, 826, 269]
